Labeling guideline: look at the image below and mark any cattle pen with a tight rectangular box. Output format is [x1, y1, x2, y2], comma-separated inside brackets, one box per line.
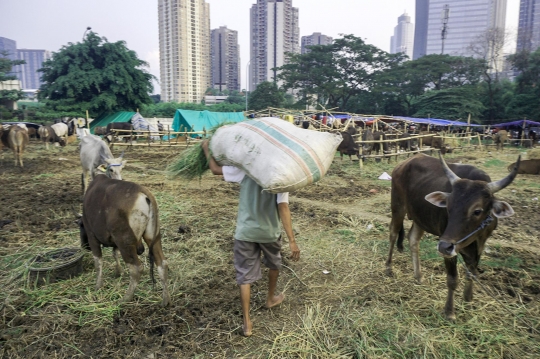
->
[1, 130, 540, 358]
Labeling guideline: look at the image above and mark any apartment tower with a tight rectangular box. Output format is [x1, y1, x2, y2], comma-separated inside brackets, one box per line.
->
[211, 26, 241, 92]
[390, 12, 414, 59]
[413, 0, 507, 58]
[249, 0, 300, 91]
[15, 49, 51, 89]
[301, 32, 333, 54]
[516, 0, 540, 52]
[158, 0, 211, 103]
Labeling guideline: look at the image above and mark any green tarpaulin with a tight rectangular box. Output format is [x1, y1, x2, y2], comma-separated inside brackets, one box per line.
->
[89, 111, 136, 134]
[172, 110, 245, 136]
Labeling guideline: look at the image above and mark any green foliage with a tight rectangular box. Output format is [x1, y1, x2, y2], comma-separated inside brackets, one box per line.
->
[506, 48, 540, 120]
[0, 52, 26, 104]
[38, 32, 154, 118]
[277, 34, 404, 110]
[412, 86, 486, 120]
[248, 81, 285, 110]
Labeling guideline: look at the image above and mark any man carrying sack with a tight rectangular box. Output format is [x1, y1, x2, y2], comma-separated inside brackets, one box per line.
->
[202, 140, 300, 337]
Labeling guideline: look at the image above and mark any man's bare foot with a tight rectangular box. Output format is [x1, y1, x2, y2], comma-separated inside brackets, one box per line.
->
[242, 321, 253, 337]
[266, 293, 285, 308]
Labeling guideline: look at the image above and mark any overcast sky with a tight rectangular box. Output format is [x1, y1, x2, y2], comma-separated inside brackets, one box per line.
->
[0, 0, 520, 94]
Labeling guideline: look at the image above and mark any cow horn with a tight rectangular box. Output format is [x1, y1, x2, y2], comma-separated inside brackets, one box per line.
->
[439, 152, 460, 185]
[488, 155, 521, 193]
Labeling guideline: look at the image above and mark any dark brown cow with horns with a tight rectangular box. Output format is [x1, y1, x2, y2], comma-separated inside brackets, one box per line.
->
[386, 153, 520, 320]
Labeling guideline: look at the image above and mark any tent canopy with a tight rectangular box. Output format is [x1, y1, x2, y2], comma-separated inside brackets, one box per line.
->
[172, 110, 245, 135]
[395, 116, 482, 127]
[89, 111, 136, 134]
[490, 120, 540, 127]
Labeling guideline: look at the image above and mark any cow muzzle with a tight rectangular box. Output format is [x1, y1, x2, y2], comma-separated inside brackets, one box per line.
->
[437, 240, 457, 258]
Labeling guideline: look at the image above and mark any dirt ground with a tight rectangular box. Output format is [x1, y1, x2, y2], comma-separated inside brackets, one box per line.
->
[1, 141, 539, 358]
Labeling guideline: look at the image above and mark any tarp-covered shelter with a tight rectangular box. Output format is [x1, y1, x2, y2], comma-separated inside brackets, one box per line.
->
[172, 110, 245, 136]
[89, 111, 136, 134]
[396, 116, 483, 127]
[491, 120, 540, 127]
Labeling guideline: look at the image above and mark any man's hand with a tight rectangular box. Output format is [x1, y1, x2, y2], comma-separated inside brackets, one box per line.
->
[289, 241, 300, 261]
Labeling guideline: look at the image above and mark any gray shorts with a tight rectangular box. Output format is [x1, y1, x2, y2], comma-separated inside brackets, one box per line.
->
[233, 238, 282, 285]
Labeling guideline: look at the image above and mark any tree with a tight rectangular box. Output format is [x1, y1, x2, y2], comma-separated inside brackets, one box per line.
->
[277, 34, 404, 110]
[506, 48, 540, 120]
[248, 81, 285, 110]
[412, 86, 485, 120]
[38, 32, 154, 118]
[0, 52, 26, 106]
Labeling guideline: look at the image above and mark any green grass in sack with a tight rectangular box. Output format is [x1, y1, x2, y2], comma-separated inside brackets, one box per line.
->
[167, 144, 209, 181]
[166, 121, 243, 180]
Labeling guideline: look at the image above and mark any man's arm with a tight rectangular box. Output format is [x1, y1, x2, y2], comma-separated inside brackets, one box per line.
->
[278, 202, 300, 261]
[201, 140, 223, 175]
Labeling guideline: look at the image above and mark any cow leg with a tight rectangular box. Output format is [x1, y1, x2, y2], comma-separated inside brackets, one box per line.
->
[116, 243, 143, 303]
[113, 248, 122, 277]
[444, 256, 458, 321]
[143, 231, 170, 307]
[86, 232, 104, 290]
[386, 197, 406, 277]
[409, 222, 425, 284]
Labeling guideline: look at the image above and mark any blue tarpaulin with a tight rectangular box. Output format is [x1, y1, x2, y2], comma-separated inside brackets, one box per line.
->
[490, 120, 540, 127]
[395, 116, 483, 127]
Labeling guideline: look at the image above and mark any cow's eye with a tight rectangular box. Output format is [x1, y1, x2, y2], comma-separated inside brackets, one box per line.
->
[473, 209, 482, 216]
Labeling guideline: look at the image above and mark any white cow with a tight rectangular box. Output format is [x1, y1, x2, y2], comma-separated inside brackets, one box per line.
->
[51, 122, 69, 145]
[80, 135, 126, 194]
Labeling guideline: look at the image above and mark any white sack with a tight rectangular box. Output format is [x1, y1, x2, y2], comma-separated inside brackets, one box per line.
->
[210, 117, 342, 193]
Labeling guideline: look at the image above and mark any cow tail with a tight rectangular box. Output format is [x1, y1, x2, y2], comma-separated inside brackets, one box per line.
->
[397, 225, 405, 252]
[146, 195, 159, 288]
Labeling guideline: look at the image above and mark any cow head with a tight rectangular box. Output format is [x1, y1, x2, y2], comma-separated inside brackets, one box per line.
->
[104, 156, 127, 180]
[425, 154, 520, 258]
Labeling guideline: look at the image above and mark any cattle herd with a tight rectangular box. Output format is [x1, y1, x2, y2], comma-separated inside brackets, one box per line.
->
[0, 119, 529, 322]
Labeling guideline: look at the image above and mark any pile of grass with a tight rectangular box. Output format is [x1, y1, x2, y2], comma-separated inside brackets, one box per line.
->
[166, 143, 209, 181]
[528, 148, 540, 159]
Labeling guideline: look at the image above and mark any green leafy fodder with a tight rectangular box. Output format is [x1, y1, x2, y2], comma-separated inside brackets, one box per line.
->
[166, 144, 209, 181]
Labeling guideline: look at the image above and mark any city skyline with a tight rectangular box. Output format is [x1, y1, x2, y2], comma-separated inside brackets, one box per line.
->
[211, 26, 241, 92]
[0, 0, 521, 94]
[390, 12, 414, 59]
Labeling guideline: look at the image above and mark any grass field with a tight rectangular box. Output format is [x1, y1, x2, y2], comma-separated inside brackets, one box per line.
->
[1, 141, 539, 358]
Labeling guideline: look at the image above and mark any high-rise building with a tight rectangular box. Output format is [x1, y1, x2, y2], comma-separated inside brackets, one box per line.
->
[426, 0, 507, 56]
[516, 0, 540, 52]
[14, 49, 50, 89]
[390, 12, 414, 59]
[413, 0, 430, 59]
[0, 37, 17, 60]
[413, 0, 507, 58]
[158, 0, 211, 103]
[301, 32, 333, 54]
[211, 26, 241, 92]
[249, 0, 300, 91]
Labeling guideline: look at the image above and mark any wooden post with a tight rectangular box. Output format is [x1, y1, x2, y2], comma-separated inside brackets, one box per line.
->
[167, 125, 170, 146]
[477, 134, 483, 151]
[86, 110, 90, 129]
[521, 118, 526, 147]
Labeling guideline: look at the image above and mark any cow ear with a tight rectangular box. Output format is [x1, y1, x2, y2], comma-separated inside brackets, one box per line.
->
[425, 191, 449, 208]
[492, 200, 514, 218]
[97, 164, 107, 172]
[121, 160, 127, 167]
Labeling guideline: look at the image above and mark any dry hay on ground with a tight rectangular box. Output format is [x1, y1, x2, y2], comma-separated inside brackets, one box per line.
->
[0, 144, 539, 358]
[528, 148, 540, 159]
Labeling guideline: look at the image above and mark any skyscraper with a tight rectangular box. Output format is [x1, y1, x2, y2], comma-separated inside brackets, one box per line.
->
[413, 0, 429, 59]
[249, 0, 300, 91]
[413, 0, 507, 58]
[15, 49, 51, 89]
[390, 12, 414, 59]
[516, 0, 540, 52]
[0, 37, 17, 60]
[158, 0, 211, 103]
[211, 26, 241, 92]
[301, 32, 333, 54]
[425, 0, 507, 56]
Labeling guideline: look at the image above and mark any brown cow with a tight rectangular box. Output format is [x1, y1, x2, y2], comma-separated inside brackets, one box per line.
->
[1, 126, 29, 167]
[386, 153, 519, 320]
[38, 125, 66, 149]
[493, 130, 508, 151]
[508, 159, 540, 174]
[78, 174, 170, 306]
[337, 131, 360, 162]
[420, 132, 451, 154]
